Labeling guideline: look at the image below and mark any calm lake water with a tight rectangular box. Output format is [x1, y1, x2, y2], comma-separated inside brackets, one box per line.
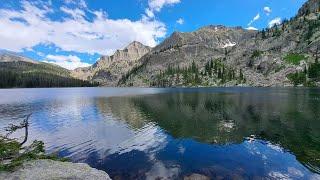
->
[0, 87, 320, 179]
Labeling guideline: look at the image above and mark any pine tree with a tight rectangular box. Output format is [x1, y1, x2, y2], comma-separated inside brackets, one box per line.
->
[316, 45, 319, 64]
[304, 66, 307, 74]
[210, 59, 214, 70]
[191, 60, 197, 73]
[214, 61, 218, 73]
[239, 68, 244, 82]
[261, 29, 266, 39]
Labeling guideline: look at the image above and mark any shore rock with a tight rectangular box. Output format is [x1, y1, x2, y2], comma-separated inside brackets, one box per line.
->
[0, 160, 111, 180]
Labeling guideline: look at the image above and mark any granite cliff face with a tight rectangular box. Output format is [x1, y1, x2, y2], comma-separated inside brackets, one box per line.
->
[72, 41, 152, 86]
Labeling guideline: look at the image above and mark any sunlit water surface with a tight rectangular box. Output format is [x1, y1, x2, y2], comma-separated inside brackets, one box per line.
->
[0, 87, 320, 179]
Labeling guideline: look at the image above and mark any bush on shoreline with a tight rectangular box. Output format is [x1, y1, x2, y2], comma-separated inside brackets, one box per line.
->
[0, 115, 67, 172]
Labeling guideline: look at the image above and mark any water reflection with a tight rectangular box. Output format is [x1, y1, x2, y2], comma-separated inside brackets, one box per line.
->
[0, 88, 319, 179]
[124, 91, 320, 169]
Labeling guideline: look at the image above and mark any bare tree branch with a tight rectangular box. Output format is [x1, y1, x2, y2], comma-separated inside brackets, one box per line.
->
[5, 114, 31, 146]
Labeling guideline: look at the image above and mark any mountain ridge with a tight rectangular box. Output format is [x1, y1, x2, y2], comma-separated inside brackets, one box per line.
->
[2, 0, 319, 88]
[0, 51, 39, 64]
[117, 0, 320, 87]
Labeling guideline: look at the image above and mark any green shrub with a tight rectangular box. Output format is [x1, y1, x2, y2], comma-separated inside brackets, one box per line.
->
[308, 63, 320, 79]
[284, 54, 305, 65]
[287, 72, 306, 86]
[0, 115, 68, 172]
[251, 50, 263, 58]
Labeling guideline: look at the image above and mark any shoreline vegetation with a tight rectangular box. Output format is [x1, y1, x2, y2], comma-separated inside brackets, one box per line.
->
[0, 114, 61, 172]
[0, 114, 111, 179]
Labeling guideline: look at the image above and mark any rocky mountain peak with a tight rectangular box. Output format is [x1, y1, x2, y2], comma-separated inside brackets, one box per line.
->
[198, 25, 245, 32]
[93, 41, 151, 66]
[110, 41, 151, 62]
[199, 25, 227, 31]
[298, 0, 320, 16]
[71, 41, 152, 86]
[125, 41, 146, 49]
[154, 24, 255, 53]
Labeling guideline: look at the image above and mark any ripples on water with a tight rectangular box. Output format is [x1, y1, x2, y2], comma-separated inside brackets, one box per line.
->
[0, 87, 320, 179]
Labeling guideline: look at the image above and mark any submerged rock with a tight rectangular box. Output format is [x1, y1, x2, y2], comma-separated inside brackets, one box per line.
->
[0, 159, 111, 180]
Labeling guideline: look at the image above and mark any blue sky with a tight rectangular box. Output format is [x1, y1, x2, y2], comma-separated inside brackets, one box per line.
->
[0, 0, 307, 70]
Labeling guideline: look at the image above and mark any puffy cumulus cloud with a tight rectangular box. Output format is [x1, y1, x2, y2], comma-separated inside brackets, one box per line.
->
[248, 13, 260, 26]
[268, 17, 281, 28]
[44, 54, 91, 70]
[176, 18, 184, 25]
[0, 0, 166, 56]
[146, 0, 181, 18]
[264, 6, 272, 16]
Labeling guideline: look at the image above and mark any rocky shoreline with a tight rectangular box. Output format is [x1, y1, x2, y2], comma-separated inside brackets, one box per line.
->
[0, 159, 111, 180]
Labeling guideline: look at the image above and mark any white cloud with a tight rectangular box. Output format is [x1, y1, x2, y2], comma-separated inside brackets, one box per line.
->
[60, 7, 86, 19]
[0, 0, 166, 56]
[176, 18, 184, 25]
[248, 13, 260, 26]
[148, 0, 180, 12]
[37, 51, 45, 57]
[64, 0, 87, 8]
[145, 0, 181, 18]
[46, 54, 81, 63]
[246, 26, 258, 31]
[79, 0, 87, 8]
[44, 54, 91, 70]
[145, 8, 155, 18]
[268, 17, 281, 28]
[264, 7, 272, 16]
[253, 14, 260, 21]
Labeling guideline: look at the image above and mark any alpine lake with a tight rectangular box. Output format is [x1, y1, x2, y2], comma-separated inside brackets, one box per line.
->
[0, 87, 319, 179]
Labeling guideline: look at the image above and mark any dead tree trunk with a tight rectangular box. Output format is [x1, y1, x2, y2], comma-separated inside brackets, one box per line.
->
[20, 114, 31, 146]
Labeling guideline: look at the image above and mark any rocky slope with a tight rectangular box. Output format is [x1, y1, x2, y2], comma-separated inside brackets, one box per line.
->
[298, 0, 320, 16]
[0, 160, 111, 180]
[72, 41, 152, 86]
[115, 0, 320, 87]
[0, 51, 39, 64]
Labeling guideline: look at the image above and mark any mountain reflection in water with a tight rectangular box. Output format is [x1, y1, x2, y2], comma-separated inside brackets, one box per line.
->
[0, 87, 319, 179]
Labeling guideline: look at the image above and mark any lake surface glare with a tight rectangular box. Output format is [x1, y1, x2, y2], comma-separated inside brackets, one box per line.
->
[0, 87, 319, 179]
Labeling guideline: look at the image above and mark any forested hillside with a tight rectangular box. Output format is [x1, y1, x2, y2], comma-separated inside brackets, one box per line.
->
[0, 59, 98, 88]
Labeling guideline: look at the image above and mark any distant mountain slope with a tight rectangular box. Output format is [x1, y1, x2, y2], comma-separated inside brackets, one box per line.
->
[0, 53, 98, 88]
[72, 41, 152, 86]
[0, 51, 39, 64]
[117, 0, 320, 87]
